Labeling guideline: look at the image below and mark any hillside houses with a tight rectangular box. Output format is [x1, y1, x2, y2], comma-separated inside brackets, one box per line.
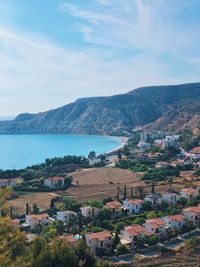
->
[122, 199, 143, 214]
[163, 214, 185, 230]
[144, 218, 167, 239]
[44, 177, 65, 189]
[85, 231, 113, 255]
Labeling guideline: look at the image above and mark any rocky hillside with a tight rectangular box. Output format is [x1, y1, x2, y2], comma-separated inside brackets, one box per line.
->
[1, 83, 200, 134]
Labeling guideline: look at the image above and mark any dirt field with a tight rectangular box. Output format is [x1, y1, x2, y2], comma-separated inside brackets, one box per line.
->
[8, 192, 57, 215]
[8, 167, 194, 214]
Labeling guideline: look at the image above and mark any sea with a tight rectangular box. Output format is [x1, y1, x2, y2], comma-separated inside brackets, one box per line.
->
[0, 134, 121, 170]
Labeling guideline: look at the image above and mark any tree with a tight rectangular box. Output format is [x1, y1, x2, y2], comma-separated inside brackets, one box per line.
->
[32, 203, 39, 214]
[135, 186, 145, 199]
[115, 222, 125, 234]
[168, 177, 173, 191]
[99, 208, 111, 220]
[146, 211, 157, 219]
[116, 244, 130, 255]
[88, 151, 96, 159]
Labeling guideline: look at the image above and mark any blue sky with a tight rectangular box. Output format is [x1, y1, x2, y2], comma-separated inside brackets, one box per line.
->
[0, 0, 200, 116]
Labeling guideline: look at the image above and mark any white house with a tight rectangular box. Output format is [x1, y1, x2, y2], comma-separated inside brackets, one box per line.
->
[183, 205, 200, 227]
[155, 161, 170, 169]
[80, 206, 100, 219]
[24, 213, 49, 230]
[56, 211, 77, 223]
[144, 218, 167, 239]
[120, 224, 151, 250]
[163, 135, 180, 149]
[161, 192, 180, 205]
[137, 141, 151, 150]
[88, 157, 101, 166]
[122, 199, 143, 214]
[85, 231, 112, 255]
[163, 214, 185, 230]
[44, 177, 65, 189]
[0, 178, 18, 187]
[144, 193, 162, 207]
[180, 188, 199, 200]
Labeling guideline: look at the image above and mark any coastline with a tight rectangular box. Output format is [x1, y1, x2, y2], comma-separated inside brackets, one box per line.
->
[105, 136, 128, 155]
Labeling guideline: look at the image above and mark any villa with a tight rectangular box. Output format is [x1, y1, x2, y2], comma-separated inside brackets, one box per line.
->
[44, 177, 65, 189]
[24, 213, 49, 230]
[144, 218, 167, 239]
[85, 231, 112, 255]
[80, 206, 100, 219]
[183, 205, 200, 227]
[161, 192, 180, 205]
[56, 211, 77, 223]
[122, 199, 143, 214]
[163, 214, 185, 230]
[180, 188, 199, 200]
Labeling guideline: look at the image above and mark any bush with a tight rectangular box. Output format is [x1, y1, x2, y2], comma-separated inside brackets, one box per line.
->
[116, 244, 130, 255]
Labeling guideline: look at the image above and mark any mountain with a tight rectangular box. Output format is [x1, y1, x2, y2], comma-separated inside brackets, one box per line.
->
[0, 82, 200, 134]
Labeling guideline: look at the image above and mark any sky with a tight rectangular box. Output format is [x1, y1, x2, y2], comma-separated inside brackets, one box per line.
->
[0, 0, 200, 117]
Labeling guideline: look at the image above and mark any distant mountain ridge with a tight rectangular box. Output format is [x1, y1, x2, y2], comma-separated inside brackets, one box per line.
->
[0, 82, 200, 134]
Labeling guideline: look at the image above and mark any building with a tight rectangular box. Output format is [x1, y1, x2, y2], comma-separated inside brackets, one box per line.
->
[120, 224, 151, 250]
[163, 214, 185, 230]
[88, 157, 101, 166]
[122, 199, 143, 214]
[58, 234, 79, 245]
[106, 200, 122, 217]
[163, 135, 180, 149]
[144, 218, 167, 239]
[190, 147, 200, 159]
[85, 231, 112, 255]
[144, 193, 162, 208]
[0, 178, 18, 187]
[137, 141, 151, 150]
[80, 206, 100, 219]
[11, 218, 21, 229]
[183, 205, 200, 227]
[56, 211, 77, 223]
[180, 188, 199, 200]
[155, 161, 170, 169]
[161, 192, 180, 205]
[44, 177, 65, 189]
[24, 213, 49, 230]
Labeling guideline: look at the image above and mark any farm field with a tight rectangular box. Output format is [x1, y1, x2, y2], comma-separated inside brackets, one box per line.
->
[8, 167, 196, 214]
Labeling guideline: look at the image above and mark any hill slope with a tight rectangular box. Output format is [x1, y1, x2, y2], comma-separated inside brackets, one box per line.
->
[1, 83, 200, 134]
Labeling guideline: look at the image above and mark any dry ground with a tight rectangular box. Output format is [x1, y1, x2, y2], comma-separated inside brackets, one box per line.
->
[8, 192, 57, 215]
[8, 167, 195, 214]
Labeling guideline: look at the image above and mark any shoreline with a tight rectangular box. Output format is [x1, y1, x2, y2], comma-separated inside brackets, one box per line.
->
[105, 136, 128, 155]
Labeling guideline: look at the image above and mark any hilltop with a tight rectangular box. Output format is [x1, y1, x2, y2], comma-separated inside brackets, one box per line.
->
[0, 82, 200, 134]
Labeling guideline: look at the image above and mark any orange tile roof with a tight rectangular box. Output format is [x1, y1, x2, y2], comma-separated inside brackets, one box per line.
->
[28, 213, 49, 220]
[167, 214, 184, 222]
[146, 218, 165, 228]
[128, 199, 144, 205]
[183, 206, 200, 215]
[191, 146, 200, 154]
[124, 224, 146, 236]
[181, 188, 197, 194]
[58, 234, 77, 244]
[87, 231, 112, 241]
[11, 219, 20, 225]
[106, 200, 121, 209]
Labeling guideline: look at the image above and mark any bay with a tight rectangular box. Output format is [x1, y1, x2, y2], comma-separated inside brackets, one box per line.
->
[0, 134, 121, 170]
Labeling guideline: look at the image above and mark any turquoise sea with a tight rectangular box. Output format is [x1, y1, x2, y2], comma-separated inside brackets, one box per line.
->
[0, 134, 121, 170]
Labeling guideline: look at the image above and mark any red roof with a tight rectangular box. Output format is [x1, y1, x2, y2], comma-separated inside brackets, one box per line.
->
[167, 214, 184, 222]
[124, 224, 145, 236]
[11, 219, 20, 225]
[127, 199, 143, 205]
[28, 213, 49, 220]
[183, 206, 200, 215]
[87, 231, 112, 241]
[47, 177, 65, 181]
[146, 218, 165, 228]
[106, 200, 121, 209]
[181, 188, 197, 194]
[191, 146, 200, 154]
[58, 234, 77, 244]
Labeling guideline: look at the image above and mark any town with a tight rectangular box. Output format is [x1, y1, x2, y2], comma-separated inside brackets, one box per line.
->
[1, 129, 200, 265]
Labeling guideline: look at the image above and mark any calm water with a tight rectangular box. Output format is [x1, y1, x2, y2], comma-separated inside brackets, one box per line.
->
[0, 134, 120, 170]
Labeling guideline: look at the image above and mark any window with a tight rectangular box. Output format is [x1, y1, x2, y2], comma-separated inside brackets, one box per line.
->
[101, 241, 103, 247]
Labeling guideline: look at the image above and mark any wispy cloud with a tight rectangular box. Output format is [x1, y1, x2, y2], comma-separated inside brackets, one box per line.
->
[0, 0, 200, 116]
